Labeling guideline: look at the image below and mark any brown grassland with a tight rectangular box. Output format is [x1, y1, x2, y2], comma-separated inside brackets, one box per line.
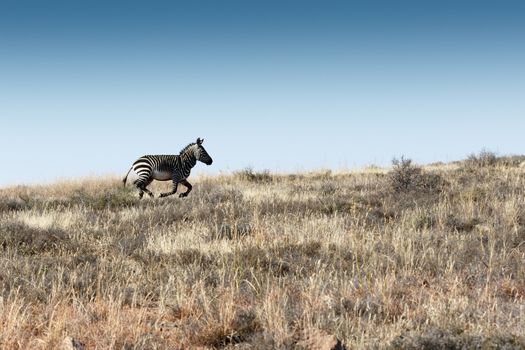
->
[1, 153, 524, 349]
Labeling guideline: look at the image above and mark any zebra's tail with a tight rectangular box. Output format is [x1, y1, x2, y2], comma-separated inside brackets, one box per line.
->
[122, 166, 133, 186]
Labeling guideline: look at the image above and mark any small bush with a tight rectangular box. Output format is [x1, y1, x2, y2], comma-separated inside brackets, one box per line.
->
[234, 167, 272, 183]
[389, 157, 422, 192]
[389, 157, 445, 193]
[466, 149, 498, 168]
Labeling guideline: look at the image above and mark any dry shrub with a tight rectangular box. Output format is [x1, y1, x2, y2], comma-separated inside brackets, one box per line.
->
[234, 167, 272, 183]
[389, 157, 445, 193]
[389, 157, 422, 192]
[465, 149, 498, 168]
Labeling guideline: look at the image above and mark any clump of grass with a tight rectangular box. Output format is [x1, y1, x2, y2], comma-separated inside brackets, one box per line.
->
[409, 210, 436, 231]
[495, 155, 525, 167]
[0, 197, 26, 212]
[208, 221, 253, 240]
[389, 328, 525, 350]
[193, 308, 260, 347]
[71, 186, 138, 210]
[444, 214, 480, 233]
[0, 222, 72, 255]
[460, 186, 487, 202]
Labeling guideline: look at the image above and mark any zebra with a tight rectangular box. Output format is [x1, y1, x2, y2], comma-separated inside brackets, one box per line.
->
[122, 138, 213, 199]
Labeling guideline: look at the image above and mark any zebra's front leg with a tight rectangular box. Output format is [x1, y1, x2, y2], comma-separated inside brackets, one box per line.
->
[160, 181, 178, 198]
[179, 179, 192, 198]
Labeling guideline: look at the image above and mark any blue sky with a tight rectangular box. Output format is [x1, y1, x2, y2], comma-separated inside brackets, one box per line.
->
[1, 0, 524, 186]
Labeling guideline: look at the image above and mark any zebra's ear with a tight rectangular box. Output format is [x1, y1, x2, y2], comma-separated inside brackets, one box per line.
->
[197, 138, 204, 145]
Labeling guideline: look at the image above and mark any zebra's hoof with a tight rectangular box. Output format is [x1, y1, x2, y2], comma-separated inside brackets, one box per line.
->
[159, 193, 166, 198]
[179, 193, 187, 198]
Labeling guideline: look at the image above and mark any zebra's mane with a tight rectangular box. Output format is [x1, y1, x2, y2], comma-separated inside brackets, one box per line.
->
[179, 142, 197, 155]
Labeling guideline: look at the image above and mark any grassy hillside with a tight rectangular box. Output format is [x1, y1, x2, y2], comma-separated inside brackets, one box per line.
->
[1, 156, 524, 349]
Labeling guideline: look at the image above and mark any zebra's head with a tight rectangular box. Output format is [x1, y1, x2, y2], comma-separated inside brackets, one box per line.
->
[195, 138, 213, 165]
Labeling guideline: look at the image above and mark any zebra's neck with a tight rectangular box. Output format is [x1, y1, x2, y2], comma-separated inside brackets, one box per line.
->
[179, 151, 197, 172]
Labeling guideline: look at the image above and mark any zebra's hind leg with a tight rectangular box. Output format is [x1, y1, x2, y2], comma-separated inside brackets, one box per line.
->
[179, 179, 192, 198]
[134, 178, 154, 199]
[142, 187, 154, 198]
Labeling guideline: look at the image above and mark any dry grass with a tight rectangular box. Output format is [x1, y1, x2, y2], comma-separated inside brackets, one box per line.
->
[0, 159, 524, 349]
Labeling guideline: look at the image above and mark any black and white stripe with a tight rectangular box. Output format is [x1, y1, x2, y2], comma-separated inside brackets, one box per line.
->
[123, 138, 213, 198]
